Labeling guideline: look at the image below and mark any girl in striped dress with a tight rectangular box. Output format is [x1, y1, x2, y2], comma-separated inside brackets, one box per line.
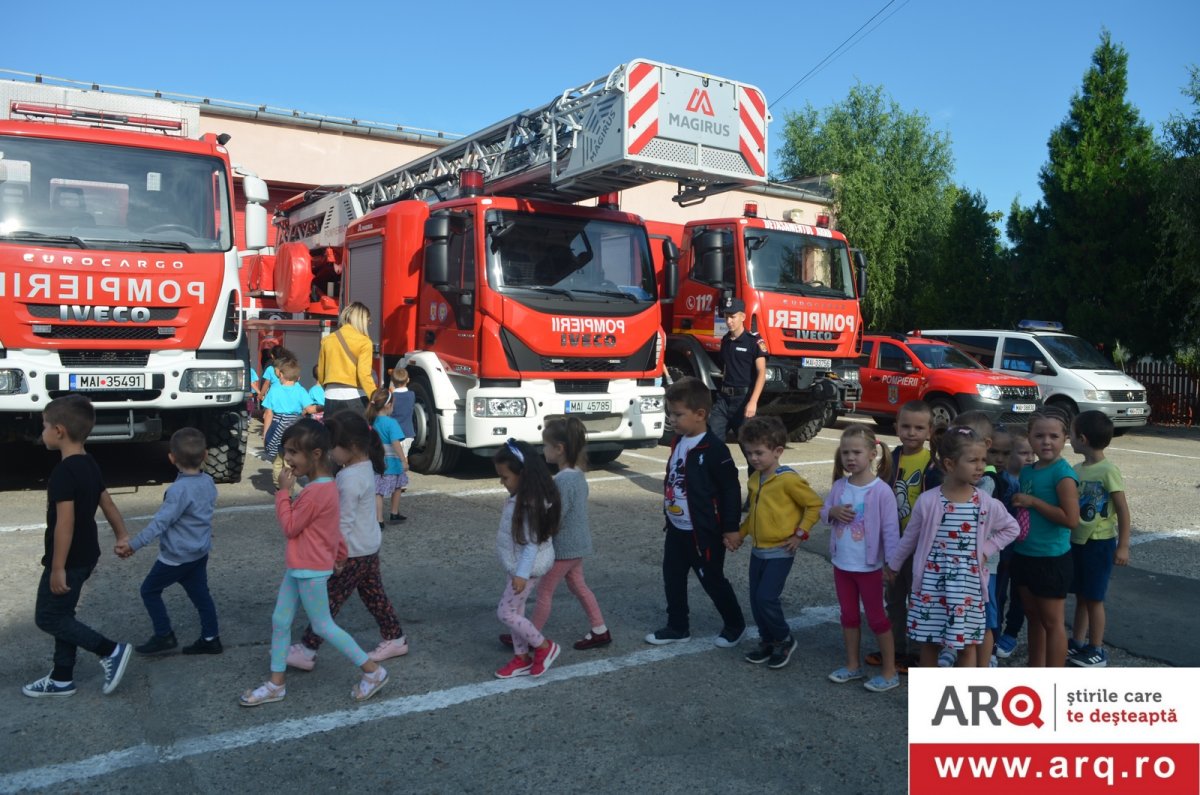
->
[885, 428, 1020, 668]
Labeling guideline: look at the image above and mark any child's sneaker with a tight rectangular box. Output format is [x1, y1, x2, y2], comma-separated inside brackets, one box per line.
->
[495, 655, 533, 679]
[714, 626, 748, 648]
[100, 643, 132, 695]
[529, 641, 561, 677]
[134, 632, 178, 655]
[937, 646, 958, 668]
[352, 667, 389, 702]
[573, 630, 612, 650]
[286, 643, 317, 671]
[994, 634, 1019, 658]
[645, 627, 690, 645]
[181, 637, 223, 655]
[744, 643, 774, 665]
[863, 674, 901, 692]
[239, 681, 286, 707]
[389, 513, 407, 523]
[1068, 645, 1108, 668]
[21, 674, 76, 698]
[368, 636, 409, 662]
[767, 636, 798, 670]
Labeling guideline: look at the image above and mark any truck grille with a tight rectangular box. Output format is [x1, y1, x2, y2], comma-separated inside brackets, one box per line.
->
[539, 356, 627, 372]
[999, 386, 1039, 399]
[26, 304, 179, 320]
[35, 326, 167, 341]
[59, 350, 151, 368]
[48, 389, 162, 402]
[783, 341, 839, 352]
[554, 380, 610, 394]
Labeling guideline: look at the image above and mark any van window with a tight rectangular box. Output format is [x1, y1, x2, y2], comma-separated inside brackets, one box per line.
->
[1039, 336, 1113, 369]
[945, 335, 997, 367]
[1000, 338, 1042, 373]
[878, 342, 910, 372]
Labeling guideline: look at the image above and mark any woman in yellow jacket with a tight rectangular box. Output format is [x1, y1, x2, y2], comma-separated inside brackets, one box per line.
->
[737, 416, 824, 669]
[318, 302, 377, 417]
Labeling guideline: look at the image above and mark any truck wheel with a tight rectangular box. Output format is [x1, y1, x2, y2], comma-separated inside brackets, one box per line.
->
[408, 378, 460, 475]
[788, 415, 824, 443]
[200, 408, 248, 484]
[588, 449, 622, 467]
[929, 398, 957, 428]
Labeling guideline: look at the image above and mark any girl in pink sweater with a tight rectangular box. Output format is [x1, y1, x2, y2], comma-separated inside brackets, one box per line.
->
[239, 419, 388, 706]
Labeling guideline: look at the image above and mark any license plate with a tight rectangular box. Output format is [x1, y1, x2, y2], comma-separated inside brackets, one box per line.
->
[802, 357, 832, 369]
[1012, 403, 1036, 413]
[69, 373, 145, 390]
[1126, 407, 1148, 416]
[566, 399, 611, 414]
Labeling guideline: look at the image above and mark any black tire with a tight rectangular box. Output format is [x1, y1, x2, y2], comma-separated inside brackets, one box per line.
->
[929, 398, 958, 429]
[407, 378, 460, 475]
[200, 408, 247, 484]
[1047, 398, 1078, 425]
[588, 449, 622, 467]
[788, 415, 824, 443]
[823, 404, 841, 428]
[875, 416, 896, 432]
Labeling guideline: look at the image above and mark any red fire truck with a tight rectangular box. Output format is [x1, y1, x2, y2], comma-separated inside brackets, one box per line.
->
[649, 206, 864, 442]
[0, 80, 269, 481]
[253, 59, 770, 473]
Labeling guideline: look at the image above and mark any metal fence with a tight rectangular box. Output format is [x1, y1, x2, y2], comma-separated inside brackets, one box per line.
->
[1125, 360, 1200, 426]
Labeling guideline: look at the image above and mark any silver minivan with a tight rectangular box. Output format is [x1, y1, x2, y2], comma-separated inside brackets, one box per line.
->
[918, 323, 1150, 430]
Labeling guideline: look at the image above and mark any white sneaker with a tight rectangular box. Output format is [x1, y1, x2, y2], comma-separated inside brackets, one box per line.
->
[368, 636, 409, 662]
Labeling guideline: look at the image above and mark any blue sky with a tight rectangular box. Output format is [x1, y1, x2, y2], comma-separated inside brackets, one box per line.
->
[5, 0, 1197, 220]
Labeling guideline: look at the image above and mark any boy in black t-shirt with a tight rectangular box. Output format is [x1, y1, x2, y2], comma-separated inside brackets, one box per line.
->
[23, 394, 134, 698]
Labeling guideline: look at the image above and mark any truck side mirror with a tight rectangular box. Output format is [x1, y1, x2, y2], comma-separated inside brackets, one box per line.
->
[693, 230, 726, 284]
[852, 248, 868, 298]
[661, 238, 679, 300]
[423, 214, 451, 286]
[242, 175, 270, 251]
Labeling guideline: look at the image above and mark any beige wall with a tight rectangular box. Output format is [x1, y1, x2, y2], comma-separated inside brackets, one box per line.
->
[202, 112, 831, 224]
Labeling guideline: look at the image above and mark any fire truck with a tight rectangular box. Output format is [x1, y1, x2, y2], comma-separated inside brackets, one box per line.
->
[648, 206, 864, 442]
[0, 80, 269, 482]
[256, 58, 769, 473]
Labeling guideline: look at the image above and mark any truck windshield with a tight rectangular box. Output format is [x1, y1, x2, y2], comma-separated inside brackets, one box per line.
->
[1039, 335, 1114, 370]
[0, 135, 232, 252]
[485, 210, 655, 303]
[910, 344, 983, 370]
[744, 230, 855, 299]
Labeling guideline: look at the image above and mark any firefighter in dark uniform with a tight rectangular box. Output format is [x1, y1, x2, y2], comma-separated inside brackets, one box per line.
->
[709, 297, 767, 442]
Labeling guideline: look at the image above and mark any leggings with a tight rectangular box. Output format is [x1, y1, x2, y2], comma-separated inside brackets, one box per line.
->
[301, 554, 401, 650]
[833, 566, 891, 635]
[530, 558, 605, 630]
[497, 576, 544, 655]
[271, 571, 368, 673]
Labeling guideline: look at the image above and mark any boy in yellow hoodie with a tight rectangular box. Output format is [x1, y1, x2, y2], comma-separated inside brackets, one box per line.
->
[736, 416, 823, 669]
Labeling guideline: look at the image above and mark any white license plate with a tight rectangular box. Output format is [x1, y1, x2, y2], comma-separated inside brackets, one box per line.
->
[1126, 407, 1148, 416]
[802, 357, 833, 369]
[1012, 403, 1036, 412]
[566, 399, 611, 414]
[69, 373, 145, 390]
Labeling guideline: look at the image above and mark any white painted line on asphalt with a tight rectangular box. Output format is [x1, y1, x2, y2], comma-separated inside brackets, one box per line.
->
[0, 606, 841, 793]
[1129, 528, 1200, 546]
[1109, 446, 1200, 461]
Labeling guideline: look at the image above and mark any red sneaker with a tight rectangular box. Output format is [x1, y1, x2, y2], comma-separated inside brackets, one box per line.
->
[529, 641, 561, 678]
[494, 655, 533, 679]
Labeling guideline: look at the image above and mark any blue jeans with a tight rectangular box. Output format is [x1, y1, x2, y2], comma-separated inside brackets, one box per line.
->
[749, 553, 795, 644]
[34, 564, 116, 680]
[995, 546, 1024, 638]
[140, 555, 219, 639]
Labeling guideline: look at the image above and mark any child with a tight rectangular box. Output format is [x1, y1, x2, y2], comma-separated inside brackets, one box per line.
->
[493, 439, 563, 679]
[366, 388, 409, 525]
[510, 417, 610, 650]
[886, 427, 1020, 668]
[994, 425, 1033, 659]
[1010, 409, 1080, 667]
[115, 428, 222, 656]
[262, 354, 316, 464]
[286, 413, 408, 672]
[239, 419, 388, 706]
[389, 367, 416, 459]
[646, 377, 746, 648]
[1066, 410, 1131, 668]
[257, 344, 281, 402]
[869, 400, 941, 674]
[308, 366, 326, 419]
[821, 424, 900, 692]
[737, 416, 822, 669]
[23, 394, 133, 698]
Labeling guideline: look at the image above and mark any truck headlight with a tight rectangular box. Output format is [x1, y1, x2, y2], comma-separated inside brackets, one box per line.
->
[765, 366, 783, 383]
[473, 397, 528, 417]
[182, 369, 245, 392]
[837, 366, 860, 383]
[0, 368, 23, 394]
[976, 384, 1002, 400]
[639, 396, 664, 413]
[1084, 390, 1111, 401]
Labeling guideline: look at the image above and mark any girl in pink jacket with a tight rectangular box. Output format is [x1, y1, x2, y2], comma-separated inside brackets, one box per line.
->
[885, 427, 1020, 668]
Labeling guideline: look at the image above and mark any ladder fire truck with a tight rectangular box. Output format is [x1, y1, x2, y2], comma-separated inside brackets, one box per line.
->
[258, 58, 769, 473]
[0, 80, 269, 482]
[648, 207, 864, 443]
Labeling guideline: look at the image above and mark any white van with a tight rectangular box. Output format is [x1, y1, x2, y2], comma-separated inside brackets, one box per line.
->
[917, 322, 1150, 431]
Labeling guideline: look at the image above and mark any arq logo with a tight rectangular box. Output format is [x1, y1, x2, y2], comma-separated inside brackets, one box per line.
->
[932, 685, 1044, 728]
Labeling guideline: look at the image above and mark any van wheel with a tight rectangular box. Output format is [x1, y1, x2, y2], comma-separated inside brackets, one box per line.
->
[588, 449, 622, 467]
[1047, 398, 1077, 425]
[408, 378, 460, 475]
[929, 398, 958, 428]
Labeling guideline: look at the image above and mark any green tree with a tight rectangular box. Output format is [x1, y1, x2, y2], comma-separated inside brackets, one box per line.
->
[1010, 31, 1162, 353]
[1152, 65, 1200, 353]
[913, 188, 1007, 328]
[777, 83, 956, 328]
